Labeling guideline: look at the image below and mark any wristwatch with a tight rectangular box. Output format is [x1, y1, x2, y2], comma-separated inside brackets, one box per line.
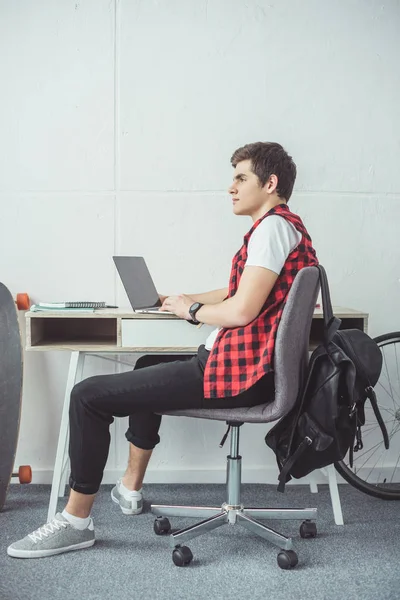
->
[188, 302, 204, 325]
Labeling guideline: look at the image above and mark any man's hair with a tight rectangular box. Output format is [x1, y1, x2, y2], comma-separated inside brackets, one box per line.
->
[231, 142, 297, 201]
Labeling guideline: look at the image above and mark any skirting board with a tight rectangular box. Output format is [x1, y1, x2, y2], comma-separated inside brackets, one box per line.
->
[11, 467, 349, 486]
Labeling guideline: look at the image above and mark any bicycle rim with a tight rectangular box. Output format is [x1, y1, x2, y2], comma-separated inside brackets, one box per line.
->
[335, 332, 400, 500]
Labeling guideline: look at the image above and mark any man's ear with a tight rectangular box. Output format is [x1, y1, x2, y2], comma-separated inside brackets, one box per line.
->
[265, 174, 278, 194]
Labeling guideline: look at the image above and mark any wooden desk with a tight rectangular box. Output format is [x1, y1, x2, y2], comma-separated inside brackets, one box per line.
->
[25, 307, 368, 523]
[26, 306, 368, 352]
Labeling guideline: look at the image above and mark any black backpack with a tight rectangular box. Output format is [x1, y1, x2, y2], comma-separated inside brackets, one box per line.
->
[265, 265, 388, 492]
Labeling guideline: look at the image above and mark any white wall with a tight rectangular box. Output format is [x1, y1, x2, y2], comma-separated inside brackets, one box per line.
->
[1, 0, 399, 486]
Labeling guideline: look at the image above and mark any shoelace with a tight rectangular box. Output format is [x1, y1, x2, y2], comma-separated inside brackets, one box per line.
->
[28, 518, 68, 543]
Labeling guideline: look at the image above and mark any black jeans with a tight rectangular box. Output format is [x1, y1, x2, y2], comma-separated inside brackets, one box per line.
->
[68, 345, 274, 495]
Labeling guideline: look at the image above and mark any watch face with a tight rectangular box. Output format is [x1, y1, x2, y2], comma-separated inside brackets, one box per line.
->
[190, 302, 201, 317]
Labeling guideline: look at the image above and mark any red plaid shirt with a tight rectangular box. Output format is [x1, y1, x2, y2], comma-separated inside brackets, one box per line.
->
[203, 203, 318, 399]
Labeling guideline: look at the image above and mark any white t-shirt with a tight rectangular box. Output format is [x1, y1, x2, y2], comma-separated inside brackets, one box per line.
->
[205, 216, 302, 351]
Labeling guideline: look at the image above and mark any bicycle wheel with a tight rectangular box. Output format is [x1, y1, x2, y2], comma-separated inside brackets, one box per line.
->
[335, 332, 400, 500]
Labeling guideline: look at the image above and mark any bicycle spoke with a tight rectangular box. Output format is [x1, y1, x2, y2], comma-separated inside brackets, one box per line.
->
[351, 419, 399, 484]
[363, 419, 398, 439]
[353, 439, 386, 469]
[364, 444, 394, 483]
[389, 448, 400, 484]
[383, 347, 400, 406]
[361, 418, 397, 433]
[375, 378, 400, 408]
[351, 423, 399, 464]
[365, 400, 396, 418]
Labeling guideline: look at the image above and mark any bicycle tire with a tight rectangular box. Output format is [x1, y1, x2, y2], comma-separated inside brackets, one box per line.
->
[334, 332, 400, 500]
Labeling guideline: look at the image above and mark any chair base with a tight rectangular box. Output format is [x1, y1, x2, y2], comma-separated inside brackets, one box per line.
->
[151, 503, 317, 551]
[151, 424, 317, 565]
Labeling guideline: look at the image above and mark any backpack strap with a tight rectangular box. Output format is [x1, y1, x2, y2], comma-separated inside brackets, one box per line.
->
[318, 265, 342, 345]
[350, 386, 389, 467]
[277, 436, 313, 492]
[366, 386, 389, 449]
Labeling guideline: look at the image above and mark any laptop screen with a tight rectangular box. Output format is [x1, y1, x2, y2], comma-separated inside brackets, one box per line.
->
[113, 256, 162, 310]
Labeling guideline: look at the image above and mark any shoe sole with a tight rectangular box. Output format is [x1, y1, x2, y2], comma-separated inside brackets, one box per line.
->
[111, 490, 142, 515]
[7, 539, 95, 559]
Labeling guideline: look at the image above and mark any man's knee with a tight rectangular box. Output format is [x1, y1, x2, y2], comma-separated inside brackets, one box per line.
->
[69, 376, 114, 428]
[134, 355, 169, 370]
[134, 354, 192, 370]
[70, 376, 102, 407]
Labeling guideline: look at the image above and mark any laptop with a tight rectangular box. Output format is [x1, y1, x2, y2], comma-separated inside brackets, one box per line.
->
[113, 256, 174, 314]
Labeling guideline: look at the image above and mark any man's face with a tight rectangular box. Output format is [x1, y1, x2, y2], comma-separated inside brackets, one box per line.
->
[228, 159, 269, 217]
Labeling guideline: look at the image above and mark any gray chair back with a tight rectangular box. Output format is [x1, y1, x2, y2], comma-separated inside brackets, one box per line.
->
[157, 266, 320, 424]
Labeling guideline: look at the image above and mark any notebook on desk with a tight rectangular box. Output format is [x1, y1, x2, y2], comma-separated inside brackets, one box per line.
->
[113, 256, 174, 314]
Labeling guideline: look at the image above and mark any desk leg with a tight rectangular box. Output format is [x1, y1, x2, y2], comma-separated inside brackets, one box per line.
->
[309, 475, 318, 493]
[58, 353, 86, 498]
[47, 351, 80, 522]
[309, 468, 344, 525]
[326, 464, 344, 525]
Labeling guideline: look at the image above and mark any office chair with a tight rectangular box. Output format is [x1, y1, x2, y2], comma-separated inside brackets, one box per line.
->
[151, 266, 320, 569]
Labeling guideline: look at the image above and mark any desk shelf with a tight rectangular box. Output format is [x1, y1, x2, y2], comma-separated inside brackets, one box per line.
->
[27, 317, 119, 350]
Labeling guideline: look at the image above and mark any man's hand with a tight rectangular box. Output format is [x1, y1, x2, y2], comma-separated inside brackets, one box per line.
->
[158, 294, 168, 305]
[159, 294, 196, 320]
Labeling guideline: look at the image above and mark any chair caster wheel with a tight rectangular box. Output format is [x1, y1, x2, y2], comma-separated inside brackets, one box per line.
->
[153, 517, 171, 535]
[300, 520, 317, 538]
[277, 549, 298, 570]
[172, 545, 193, 567]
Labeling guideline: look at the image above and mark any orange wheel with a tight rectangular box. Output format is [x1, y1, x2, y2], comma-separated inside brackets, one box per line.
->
[16, 293, 30, 310]
[18, 465, 32, 484]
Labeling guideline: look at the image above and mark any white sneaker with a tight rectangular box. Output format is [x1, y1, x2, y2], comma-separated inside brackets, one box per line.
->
[7, 513, 95, 559]
[111, 479, 143, 515]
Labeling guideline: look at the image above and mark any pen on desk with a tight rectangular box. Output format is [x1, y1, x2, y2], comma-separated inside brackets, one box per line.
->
[105, 305, 118, 308]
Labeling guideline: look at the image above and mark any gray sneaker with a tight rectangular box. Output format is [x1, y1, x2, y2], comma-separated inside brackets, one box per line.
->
[7, 513, 95, 559]
[111, 479, 143, 515]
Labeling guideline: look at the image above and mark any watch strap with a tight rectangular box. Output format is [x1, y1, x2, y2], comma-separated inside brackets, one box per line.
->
[189, 302, 204, 324]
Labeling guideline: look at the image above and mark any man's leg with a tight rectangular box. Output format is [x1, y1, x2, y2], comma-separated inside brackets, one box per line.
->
[121, 354, 192, 491]
[7, 353, 205, 558]
[121, 444, 153, 491]
[67, 353, 196, 504]
[63, 443, 152, 517]
[64, 490, 96, 519]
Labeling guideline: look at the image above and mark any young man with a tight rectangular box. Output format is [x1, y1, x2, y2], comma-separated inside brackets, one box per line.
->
[8, 142, 318, 558]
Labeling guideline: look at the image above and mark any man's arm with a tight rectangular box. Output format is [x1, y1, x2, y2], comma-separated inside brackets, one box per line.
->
[159, 287, 228, 305]
[194, 267, 278, 327]
[186, 287, 229, 304]
[159, 269, 277, 327]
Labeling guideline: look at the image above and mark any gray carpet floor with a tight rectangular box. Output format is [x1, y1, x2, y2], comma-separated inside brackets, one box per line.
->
[1, 483, 399, 600]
